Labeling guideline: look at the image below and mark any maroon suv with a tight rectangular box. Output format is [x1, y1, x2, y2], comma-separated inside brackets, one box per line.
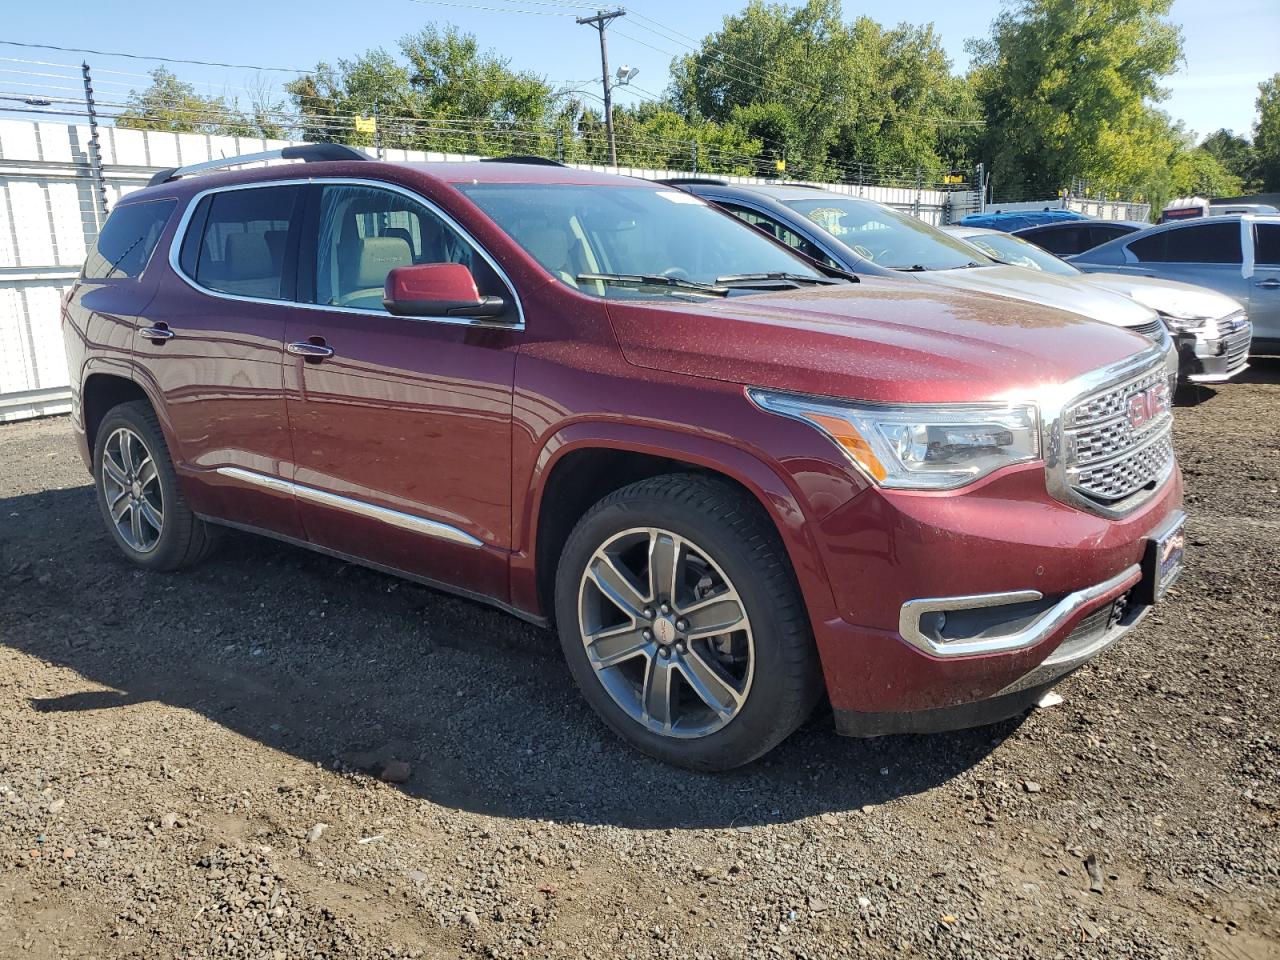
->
[62, 147, 1186, 770]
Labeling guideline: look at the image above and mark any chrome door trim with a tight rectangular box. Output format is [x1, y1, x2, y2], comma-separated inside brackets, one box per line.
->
[165, 177, 525, 330]
[215, 466, 483, 547]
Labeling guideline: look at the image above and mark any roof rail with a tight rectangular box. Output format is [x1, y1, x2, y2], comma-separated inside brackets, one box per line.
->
[147, 143, 371, 187]
[479, 155, 566, 167]
[658, 177, 730, 187]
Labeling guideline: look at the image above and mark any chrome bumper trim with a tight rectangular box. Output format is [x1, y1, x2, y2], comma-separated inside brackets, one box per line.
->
[898, 564, 1142, 658]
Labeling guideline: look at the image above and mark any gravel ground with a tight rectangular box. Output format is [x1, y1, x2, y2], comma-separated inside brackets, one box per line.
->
[0, 362, 1277, 960]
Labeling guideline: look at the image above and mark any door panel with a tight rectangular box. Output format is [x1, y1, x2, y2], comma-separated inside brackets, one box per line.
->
[139, 184, 304, 538]
[284, 182, 519, 599]
[1250, 224, 1280, 343]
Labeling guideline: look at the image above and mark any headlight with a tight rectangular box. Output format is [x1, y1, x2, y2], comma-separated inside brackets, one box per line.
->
[749, 390, 1040, 490]
[1156, 310, 1209, 334]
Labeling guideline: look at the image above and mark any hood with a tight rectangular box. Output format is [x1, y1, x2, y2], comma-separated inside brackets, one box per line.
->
[911, 264, 1158, 328]
[1077, 273, 1243, 321]
[606, 279, 1158, 405]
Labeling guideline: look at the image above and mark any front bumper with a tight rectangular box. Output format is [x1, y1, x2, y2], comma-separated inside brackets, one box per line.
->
[1176, 315, 1252, 383]
[807, 462, 1184, 728]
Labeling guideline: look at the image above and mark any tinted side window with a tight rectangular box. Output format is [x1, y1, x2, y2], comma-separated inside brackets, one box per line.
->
[718, 202, 836, 266]
[1028, 226, 1086, 255]
[189, 186, 302, 300]
[1255, 224, 1280, 266]
[1130, 223, 1242, 264]
[82, 200, 176, 279]
[313, 184, 482, 311]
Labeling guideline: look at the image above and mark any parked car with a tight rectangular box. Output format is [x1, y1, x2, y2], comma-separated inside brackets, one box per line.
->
[958, 209, 1089, 232]
[63, 148, 1185, 770]
[1072, 215, 1280, 354]
[665, 180, 1177, 382]
[1013, 220, 1146, 257]
[1159, 196, 1280, 223]
[946, 226, 1252, 384]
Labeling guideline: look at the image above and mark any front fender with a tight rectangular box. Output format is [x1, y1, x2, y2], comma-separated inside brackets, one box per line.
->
[509, 418, 845, 626]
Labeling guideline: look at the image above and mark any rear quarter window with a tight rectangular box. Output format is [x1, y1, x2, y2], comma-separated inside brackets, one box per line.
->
[1254, 224, 1280, 266]
[82, 199, 177, 279]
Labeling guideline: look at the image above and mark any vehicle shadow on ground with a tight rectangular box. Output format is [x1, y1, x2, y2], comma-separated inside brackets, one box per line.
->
[2, 484, 1013, 830]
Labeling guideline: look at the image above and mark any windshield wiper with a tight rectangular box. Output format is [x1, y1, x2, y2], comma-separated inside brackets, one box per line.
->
[577, 273, 729, 296]
[714, 272, 842, 288]
[894, 264, 931, 272]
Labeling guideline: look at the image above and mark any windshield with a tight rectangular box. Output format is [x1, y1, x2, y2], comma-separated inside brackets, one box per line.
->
[959, 232, 1079, 276]
[457, 183, 828, 298]
[785, 197, 994, 271]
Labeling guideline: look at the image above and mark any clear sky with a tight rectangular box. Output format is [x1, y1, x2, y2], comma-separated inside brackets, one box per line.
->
[2, 0, 1275, 142]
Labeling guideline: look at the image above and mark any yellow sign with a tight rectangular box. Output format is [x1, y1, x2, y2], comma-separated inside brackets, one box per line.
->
[942, 174, 964, 185]
[775, 158, 786, 172]
[354, 116, 376, 134]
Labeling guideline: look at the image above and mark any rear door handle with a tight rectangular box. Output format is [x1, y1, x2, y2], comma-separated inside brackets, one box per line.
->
[1255, 277, 1280, 289]
[287, 340, 335, 359]
[138, 323, 175, 342]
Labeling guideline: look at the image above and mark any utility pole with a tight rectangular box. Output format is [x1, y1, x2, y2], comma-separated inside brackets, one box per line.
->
[577, 9, 625, 166]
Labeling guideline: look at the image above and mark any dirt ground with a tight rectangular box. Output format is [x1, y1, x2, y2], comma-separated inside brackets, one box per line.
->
[0, 362, 1277, 960]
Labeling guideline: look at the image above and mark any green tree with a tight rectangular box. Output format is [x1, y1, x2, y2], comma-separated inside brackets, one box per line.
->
[286, 25, 556, 154]
[1200, 129, 1259, 192]
[117, 67, 285, 139]
[968, 0, 1183, 199]
[1255, 73, 1280, 191]
[1170, 147, 1243, 199]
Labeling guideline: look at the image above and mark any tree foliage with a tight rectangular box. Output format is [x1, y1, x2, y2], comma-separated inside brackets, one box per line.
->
[1199, 129, 1259, 192]
[117, 68, 285, 139]
[968, 0, 1182, 199]
[1255, 74, 1280, 191]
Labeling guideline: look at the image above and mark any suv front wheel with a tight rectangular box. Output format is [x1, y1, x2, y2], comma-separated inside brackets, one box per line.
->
[554, 474, 822, 770]
[93, 400, 215, 571]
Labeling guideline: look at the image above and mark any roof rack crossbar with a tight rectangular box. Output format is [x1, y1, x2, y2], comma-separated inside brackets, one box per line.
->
[147, 143, 371, 187]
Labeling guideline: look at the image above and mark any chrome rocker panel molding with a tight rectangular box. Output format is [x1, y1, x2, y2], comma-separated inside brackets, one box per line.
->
[898, 563, 1142, 658]
[214, 466, 484, 547]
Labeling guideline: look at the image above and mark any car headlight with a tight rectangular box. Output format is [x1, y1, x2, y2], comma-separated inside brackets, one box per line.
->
[749, 389, 1041, 490]
[1156, 310, 1210, 335]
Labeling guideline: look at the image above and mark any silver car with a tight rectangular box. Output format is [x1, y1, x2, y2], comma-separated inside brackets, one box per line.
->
[1072, 215, 1279, 357]
[947, 226, 1253, 384]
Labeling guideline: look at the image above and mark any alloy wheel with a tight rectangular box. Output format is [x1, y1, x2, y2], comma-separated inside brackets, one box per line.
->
[577, 527, 754, 738]
[101, 427, 164, 553]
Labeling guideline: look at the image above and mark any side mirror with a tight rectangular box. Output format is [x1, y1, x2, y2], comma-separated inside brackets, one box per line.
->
[382, 263, 507, 320]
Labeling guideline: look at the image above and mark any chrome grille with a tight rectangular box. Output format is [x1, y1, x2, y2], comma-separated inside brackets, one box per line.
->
[1063, 361, 1175, 507]
[1131, 318, 1165, 339]
[1222, 313, 1251, 371]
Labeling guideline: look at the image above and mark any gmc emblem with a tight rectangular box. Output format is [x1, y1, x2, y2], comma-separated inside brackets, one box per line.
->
[1126, 384, 1170, 429]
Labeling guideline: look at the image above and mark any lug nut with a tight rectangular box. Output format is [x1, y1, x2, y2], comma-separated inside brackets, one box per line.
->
[642, 629, 653, 641]
[658, 647, 670, 659]
[660, 603, 670, 614]
[643, 607, 653, 619]
[676, 642, 686, 655]
[676, 619, 688, 631]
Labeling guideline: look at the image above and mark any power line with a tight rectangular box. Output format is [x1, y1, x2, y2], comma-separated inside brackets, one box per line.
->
[0, 40, 311, 74]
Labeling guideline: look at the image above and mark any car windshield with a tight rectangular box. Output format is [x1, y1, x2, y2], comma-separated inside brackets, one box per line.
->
[785, 197, 995, 271]
[457, 183, 832, 299]
[959, 232, 1080, 276]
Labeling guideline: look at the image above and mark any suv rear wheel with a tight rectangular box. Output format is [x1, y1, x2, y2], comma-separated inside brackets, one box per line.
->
[93, 400, 215, 571]
[554, 474, 822, 770]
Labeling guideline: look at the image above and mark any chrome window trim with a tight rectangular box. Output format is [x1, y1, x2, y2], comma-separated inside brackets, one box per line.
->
[1040, 343, 1174, 519]
[899, 563, 1141, 658]
[165, 177, 525, 330]
[215, 466, 484, 547]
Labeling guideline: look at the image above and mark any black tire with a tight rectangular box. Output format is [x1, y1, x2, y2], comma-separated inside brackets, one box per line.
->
[554, 473, 823, 771]
[93, 399, 216, 571]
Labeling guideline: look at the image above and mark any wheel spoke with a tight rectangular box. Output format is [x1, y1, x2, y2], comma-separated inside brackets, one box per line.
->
[587, 551, 648, 619]
[647, 531, 685, 605]
[129, 501, 145, 545]
[586, 625, 652, 668]
[136, 457, 158, 489]
[118, 432, 137, 476]
[679, 594, 745, 640]
[643, 656, 675, 731]
[110, 496, 132, 524]
[139, 499, 164, 534]
[102, 453, 129, 489]
[678, 649, 743, 719]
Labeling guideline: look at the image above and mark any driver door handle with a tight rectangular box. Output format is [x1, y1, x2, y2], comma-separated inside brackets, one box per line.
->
[287, 340, 335, 359]
[1255, 277, 1280, 289]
